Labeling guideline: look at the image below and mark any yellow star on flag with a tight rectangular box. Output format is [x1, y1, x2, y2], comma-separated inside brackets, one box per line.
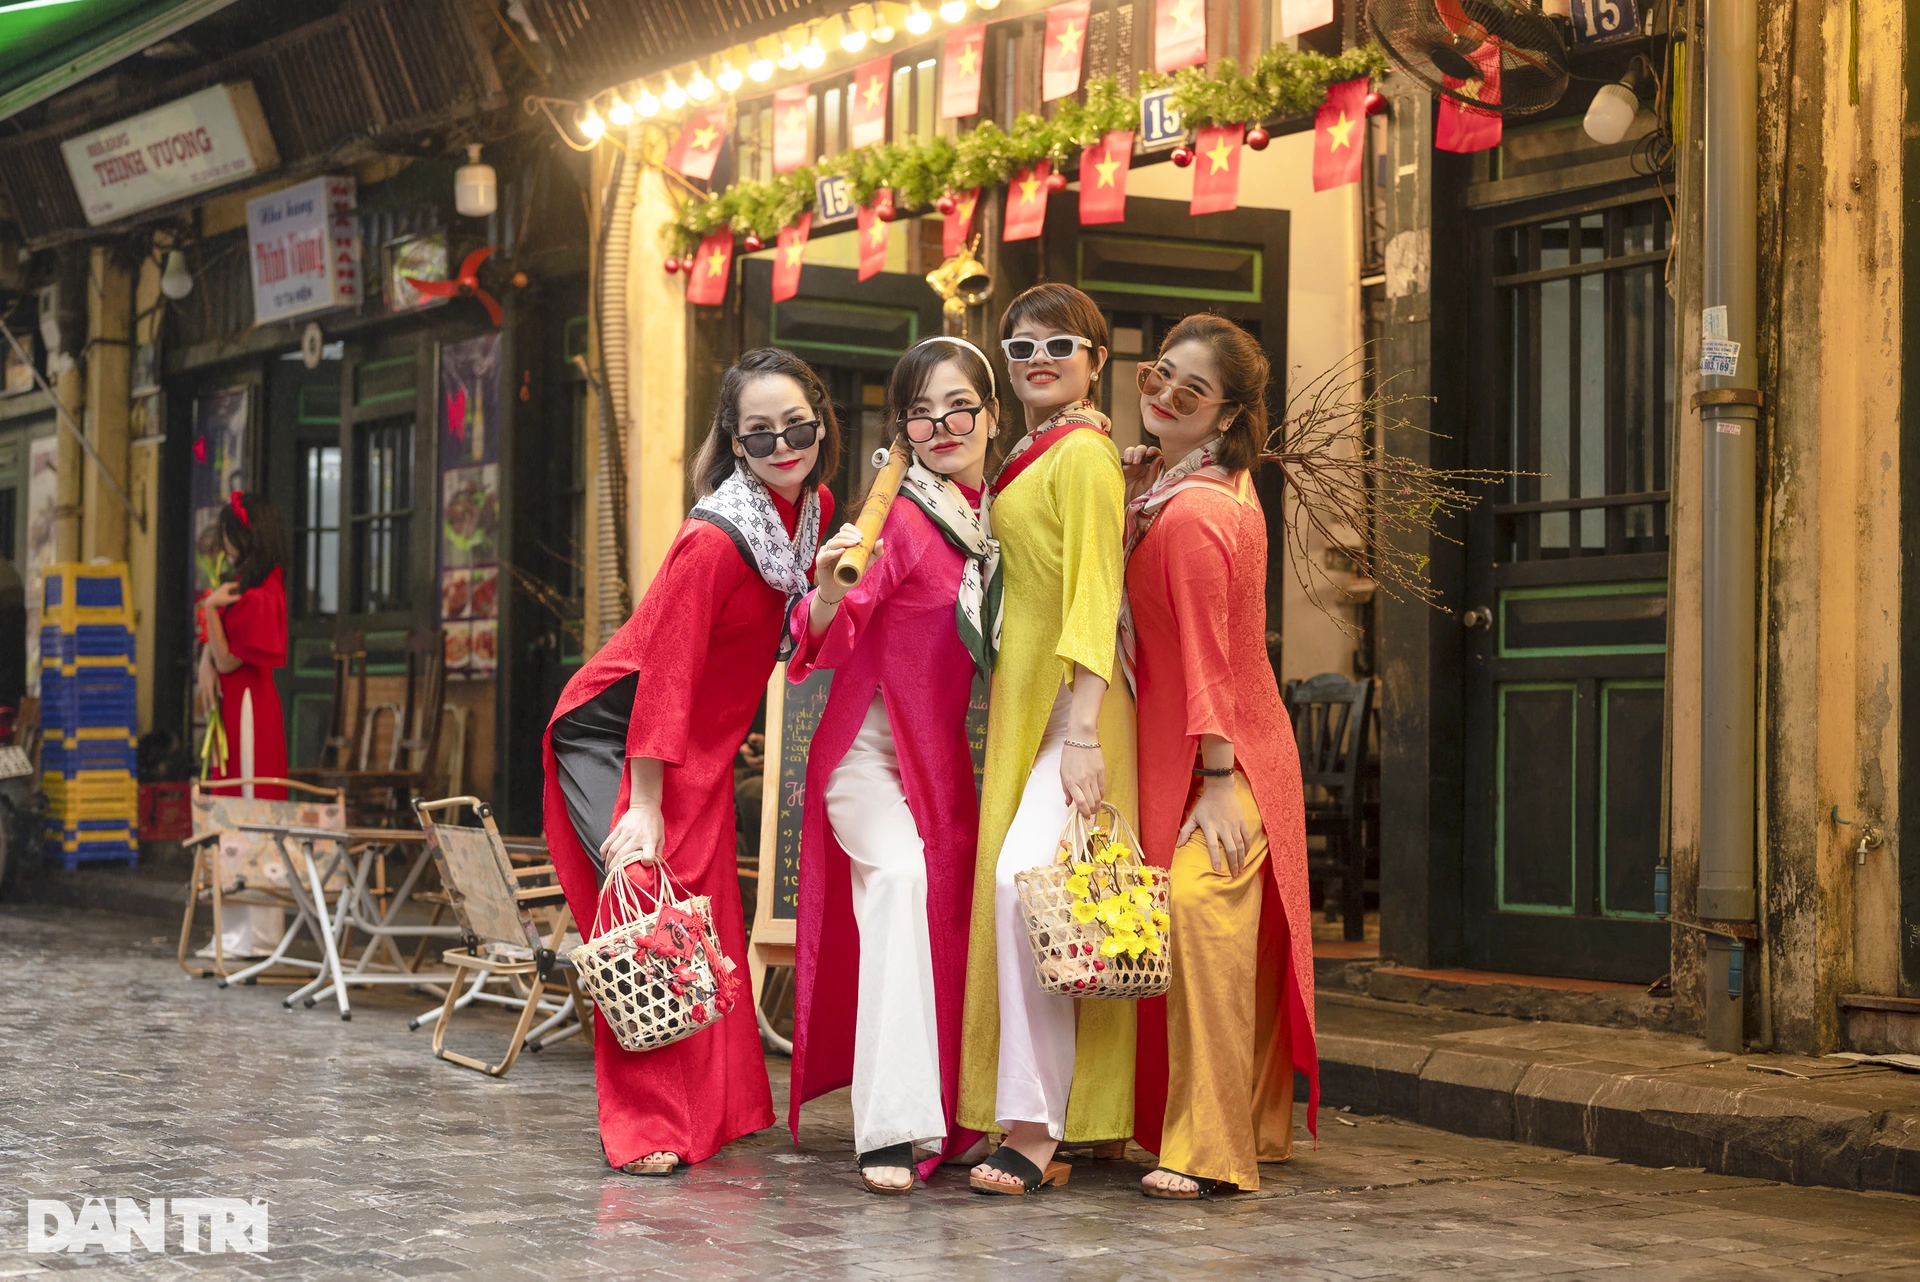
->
[783, 107, 807, 133]
[955, 41, 979, 78]
[691, 125, 718, 151]
[868, 219, 888, 247]
[1019, 174, 1042, 203]
[863, 76, 885, 109]
[1055, 20, 1081, 60]
[782, 239, 805, 267]
[1326, 111, 1356, 150]
[706, 249, 728, 276]
[958, 194, 977, 219]
[1205, 138, 1234, 173]
[1093, 149, 1120, 187]
[1171, 0, 1197, 30]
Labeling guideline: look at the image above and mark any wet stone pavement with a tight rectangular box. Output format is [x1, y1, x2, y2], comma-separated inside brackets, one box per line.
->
[3, 906, 1920, 1281]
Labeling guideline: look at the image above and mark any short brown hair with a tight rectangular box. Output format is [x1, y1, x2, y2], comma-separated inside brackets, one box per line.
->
[999, 282, 1110, 354]
[689, 348, 842, 499]
[1154, 314, 1269, 472]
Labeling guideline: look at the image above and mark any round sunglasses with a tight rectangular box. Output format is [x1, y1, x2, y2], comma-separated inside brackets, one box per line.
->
[1001, 334, 1093, 362]
[902, 404, 982, 443]
[736, 418, 822, 458]
[1137, 363, 1233, 418]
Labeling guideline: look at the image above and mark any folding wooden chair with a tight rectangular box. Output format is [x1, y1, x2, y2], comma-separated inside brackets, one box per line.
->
[178, 778, 346, 981]
[413, 795, 586, 1077]
[1285, 673, 1376, 941]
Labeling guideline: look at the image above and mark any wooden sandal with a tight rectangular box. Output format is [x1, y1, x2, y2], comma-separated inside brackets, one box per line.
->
[622, 1151, 681, 1176]
[1141, 1168, 1218, 1200]
[858, 1142, 917, 1196]
[969, 1147, 1071, 1195]
[1061, 1139, 1128, 1160]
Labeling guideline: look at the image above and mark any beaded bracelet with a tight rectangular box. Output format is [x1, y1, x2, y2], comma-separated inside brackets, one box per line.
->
[1192, 765, 1235, 777]
[1064, 738, 1101, 750]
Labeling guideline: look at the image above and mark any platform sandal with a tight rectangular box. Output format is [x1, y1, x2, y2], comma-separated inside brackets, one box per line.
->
[858, 1143, 917, 1195]
[969, 1147, 1071, 1195]
[1141, 1168, 1219, 1200]
[621, 1151, 681, 1176]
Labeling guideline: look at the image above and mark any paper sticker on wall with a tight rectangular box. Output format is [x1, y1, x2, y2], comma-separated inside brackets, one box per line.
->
[1699, 337, 1740, 378]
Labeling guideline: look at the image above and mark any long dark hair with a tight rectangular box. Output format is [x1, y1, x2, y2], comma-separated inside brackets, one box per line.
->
[1153, 314, 1269, 472]
[219, 492, 287, 592]
[882, 338, 1003, 471]
[689, 348, 842, 499]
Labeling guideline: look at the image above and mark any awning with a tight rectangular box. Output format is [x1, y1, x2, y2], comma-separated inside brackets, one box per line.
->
[0, 0, 242, 123]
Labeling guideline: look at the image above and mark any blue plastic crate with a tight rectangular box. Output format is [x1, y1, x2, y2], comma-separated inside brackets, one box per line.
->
[41, 740, 137, 775]
[39, 625, 135, 663]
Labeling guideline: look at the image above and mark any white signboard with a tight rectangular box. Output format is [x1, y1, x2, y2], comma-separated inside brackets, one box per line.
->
[247, 176, 362, 325]
[60, 83, 277, 226]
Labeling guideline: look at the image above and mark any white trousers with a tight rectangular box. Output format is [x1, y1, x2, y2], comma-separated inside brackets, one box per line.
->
[824, 695, 947, 1154]
[993, 683, 1077, 1137]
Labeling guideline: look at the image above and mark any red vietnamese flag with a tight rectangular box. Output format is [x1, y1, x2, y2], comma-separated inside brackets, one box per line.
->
[856, 202, 889, 281]
[771, 213, 811, 303]
[772, 84, 810, 174]
[1043, 0, 1090, 102]
[685, 229, 733, 306]
[1280, 0, 1334, 36]
[1312, 78, 1370, 190]
[1436, 43, 1502, 153]
[941, 24, 985, 119]
[1003, 160, 1051, 241]
[666, 105, 729, 181]
[1078, 130, 1133, 225]
[1154, 0, 1206, 72]
[1189, 123, 1242, 215]
[942, 187, 981, 256]
[849, 54, 891, 148]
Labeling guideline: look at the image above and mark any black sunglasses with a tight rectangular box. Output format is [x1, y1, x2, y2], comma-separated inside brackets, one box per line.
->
[902, 405, 982, 443]
[737, 419, 822, 458]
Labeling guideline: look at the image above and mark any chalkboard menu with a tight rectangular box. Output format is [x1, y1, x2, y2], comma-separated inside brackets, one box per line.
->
[759, 669, 990, 923]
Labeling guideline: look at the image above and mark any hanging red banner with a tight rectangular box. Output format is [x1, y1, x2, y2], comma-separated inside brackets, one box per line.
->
[856, 202, 888, 281]
[1312, 78, 1370, 191]
[849, 54, 891, 149]
[1154, 0, 1206, 72]
[1078, 129, 1133, 225]
[1280, 0, 1334, 36]
[666, 105, 729, 181]
[941, 23, 986, 119]
[685, 229, 734, 305]
[1189, 123, 1242, 215]
[1436, 44, 1503, 154]
[772, 84, 810, 175]
[1003, 160, 1052, 241]
[772, 213, 811, 303]
[942, 187, 981, 256]
[1044, 0, 1091, 102]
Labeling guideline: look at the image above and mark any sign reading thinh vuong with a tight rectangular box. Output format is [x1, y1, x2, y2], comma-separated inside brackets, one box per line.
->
[60, 83, 279, 226]
[246, 176, 361, 324]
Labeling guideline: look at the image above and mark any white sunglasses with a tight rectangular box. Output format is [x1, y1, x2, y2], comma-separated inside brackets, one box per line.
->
[1001, 335, 1093, 362]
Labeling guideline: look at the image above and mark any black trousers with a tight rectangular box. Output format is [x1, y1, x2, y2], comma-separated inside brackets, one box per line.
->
[548, 672, 638, 880]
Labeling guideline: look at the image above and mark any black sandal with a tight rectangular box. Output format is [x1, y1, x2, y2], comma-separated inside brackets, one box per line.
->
[858, 1142, 917, 1195]
[969, 1146, 1072, 1195]
[1141, 1167, 1219, 1200]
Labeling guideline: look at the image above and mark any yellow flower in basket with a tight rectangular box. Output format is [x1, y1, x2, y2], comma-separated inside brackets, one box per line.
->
[1129, 885, 1156, 909]
[1143, 933, 1164, 957]
[1151, 909, 1170, 930]
[1071, 899, 1098, 924]
[1099, 935, 1127, 958]
[1066, 873, 1090, 898]
[1093, 841, 1120, 865]
[1072, 861, 1094, 876]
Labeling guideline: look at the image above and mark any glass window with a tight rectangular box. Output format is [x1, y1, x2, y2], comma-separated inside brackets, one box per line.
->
[294, 443, 340, 616]
[351, 417, 412, 613]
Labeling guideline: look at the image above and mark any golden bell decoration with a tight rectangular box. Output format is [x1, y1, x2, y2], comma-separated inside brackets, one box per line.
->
[925, 236, 992, 325]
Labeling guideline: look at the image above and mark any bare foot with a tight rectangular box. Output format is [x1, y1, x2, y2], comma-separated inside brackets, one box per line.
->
[972, 1121, 1058, 1190]
[1142, 1168, 1200, 1196]
[621, 1150, 679, 1174]
[862, 1164, 913, 1191]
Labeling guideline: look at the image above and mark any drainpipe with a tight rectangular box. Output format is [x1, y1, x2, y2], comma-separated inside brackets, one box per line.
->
[1695, 0, 1762, 1053]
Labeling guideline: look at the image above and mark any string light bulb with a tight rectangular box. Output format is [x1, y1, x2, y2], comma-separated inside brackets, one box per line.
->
[606, 91, 632, 126]
[871, 2, 898, 41]
[777, 27, 804, 70]
[841, 23, 867, 52]
[661, 74, 687, 109]
[975, 0, 999, 8]
[747, 38, 776, 80]
[635, 85, 661, 116]
[905, 1, 933, 34]
[687, 64, 714, 101]
[717, 55, 743, 93]
[800, 29, 826, 68]
[939, 0, 968, 21]
[577, 105, 605, 140]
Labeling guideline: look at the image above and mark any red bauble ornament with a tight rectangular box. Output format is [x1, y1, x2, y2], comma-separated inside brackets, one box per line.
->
[876, 203, 896, 223]
[1045, 169, 1068, 193]
[936, 192, 957, 215]
[1245, 126, 1270, 151]
[664, 256, 681, 275]
[678, 255, 696, 274]
[743, 233, 763, 252]
[1364, 91, 1388, 117]
[1171, 145, 1194, 168]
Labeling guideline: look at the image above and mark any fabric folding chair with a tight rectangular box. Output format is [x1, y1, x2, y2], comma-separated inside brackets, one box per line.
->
[413, 795, 586, 1077]
[177, 778, 346, 981]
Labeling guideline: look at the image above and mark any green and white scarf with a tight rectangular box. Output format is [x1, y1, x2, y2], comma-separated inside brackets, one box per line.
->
[897, 458, 1001, 677]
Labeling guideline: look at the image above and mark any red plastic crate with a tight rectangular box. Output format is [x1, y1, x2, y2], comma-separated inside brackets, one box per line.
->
[138, 781, 192, 842]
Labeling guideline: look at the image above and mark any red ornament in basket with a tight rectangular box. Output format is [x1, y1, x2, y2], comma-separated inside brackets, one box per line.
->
[571, 856, 740, 1051]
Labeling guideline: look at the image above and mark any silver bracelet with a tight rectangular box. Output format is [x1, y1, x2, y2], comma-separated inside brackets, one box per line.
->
[1064, 738, 1101, 750]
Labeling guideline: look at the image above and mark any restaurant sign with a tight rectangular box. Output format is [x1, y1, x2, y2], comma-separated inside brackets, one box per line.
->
[246, 176, 361, 325]
[59, 83, 278, 226]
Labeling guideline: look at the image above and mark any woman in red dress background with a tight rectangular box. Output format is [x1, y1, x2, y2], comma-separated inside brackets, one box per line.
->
[198, 491, 290, 801]
[544, 348, 839, 1175]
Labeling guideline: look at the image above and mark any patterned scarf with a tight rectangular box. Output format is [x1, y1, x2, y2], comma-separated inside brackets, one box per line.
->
[688, 464, 820, 661]
[897, 458, 1001, 676]
[990, 400, 1110, 495]
[1116, 437, 1237, 695]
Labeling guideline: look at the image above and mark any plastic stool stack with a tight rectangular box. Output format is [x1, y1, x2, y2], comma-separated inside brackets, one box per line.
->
[40, 563, 138, 869]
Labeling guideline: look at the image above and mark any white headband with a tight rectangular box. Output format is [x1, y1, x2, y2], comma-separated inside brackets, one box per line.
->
[911, 335, 996, 400]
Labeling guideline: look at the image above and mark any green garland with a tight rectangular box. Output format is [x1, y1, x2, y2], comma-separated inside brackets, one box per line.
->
[666, 43, 1386, 255]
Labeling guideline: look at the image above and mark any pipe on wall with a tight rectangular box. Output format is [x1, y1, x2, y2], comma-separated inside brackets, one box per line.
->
[590, 137, 636, 644]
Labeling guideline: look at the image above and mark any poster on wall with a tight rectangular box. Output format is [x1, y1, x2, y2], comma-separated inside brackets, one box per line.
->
[24, 437, 59, 696]
[189, 388, 250, 609]
[438, 333, 500, 678]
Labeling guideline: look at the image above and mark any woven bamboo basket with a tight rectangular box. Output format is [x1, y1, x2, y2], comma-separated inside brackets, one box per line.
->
[569, 853, 738, 1053]
[1015, 801, 1171, 999]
